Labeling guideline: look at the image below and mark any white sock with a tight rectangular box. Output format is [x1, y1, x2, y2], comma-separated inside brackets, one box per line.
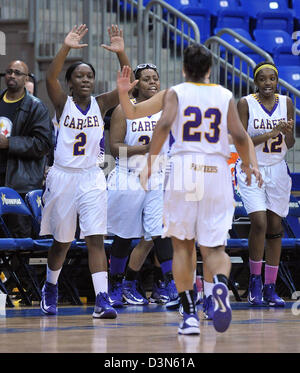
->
[204, 280, 214, 297]
[193, 270, 196, 284]
[46, 265, 62, 285]
[92, 271, 108, 296]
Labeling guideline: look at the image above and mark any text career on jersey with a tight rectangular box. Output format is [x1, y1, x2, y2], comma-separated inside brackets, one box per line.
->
[103, 356, 196, 370]
[252, 117, 285, 129]
[63, 115, 101, 129]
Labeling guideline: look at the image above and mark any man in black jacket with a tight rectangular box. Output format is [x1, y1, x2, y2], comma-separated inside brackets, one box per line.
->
[0, 59, 52, 237]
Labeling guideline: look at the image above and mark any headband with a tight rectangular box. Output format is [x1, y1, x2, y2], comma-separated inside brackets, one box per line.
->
[254, 64, 278, 78]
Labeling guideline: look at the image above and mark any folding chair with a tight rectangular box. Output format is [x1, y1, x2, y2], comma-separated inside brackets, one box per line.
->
[0, 187, 41, 306]
[25, 189, 114, 305]
[25, 189, 86, 305]
[278, 194, 300, 296]
[229, 190, 299, 298]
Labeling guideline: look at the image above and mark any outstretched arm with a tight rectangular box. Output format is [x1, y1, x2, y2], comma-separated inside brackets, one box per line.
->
[139, 88, 177, 189]
[117, 66, 165, 119]
[96, 25, 133, 117]
[109, 104, 150, 159]
[46, 24, 88, 118]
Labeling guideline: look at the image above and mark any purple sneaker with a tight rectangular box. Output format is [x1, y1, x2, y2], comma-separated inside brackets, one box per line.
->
[178, 312, 200, 335]
[123, 280, 149, 305]
[212, 282, 232, 333]
[93, 292, 117, 319]
[149, 281, 169, 304]
[108, 274, 124, 308]
[202, 295, 214, 320]
[165, 279, 180, 309]
[40, 281, 58, 315]
[193, 283, 202, 305]
[263, 284, 285, 307]
[248, 274, 264, 306]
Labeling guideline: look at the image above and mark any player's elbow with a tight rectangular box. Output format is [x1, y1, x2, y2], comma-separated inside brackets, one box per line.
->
[110, 143, 121, 159]
[158, 120, 172, 133]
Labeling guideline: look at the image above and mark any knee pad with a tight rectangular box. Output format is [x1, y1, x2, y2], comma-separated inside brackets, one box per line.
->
[265, 231, 283, 240]
[153, 237, 173, 263]
[110, 236, 132, 258]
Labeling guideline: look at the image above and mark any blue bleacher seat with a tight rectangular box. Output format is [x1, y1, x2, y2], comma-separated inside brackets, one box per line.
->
[202, 0, 249, 30]
[172, 7, 211, 45]
[215, 27, 254, 55]
[169, 0, 200, 10]
[291, 0, 300, 20]
[253, 29, 292, 55]
[278, 65, 300, 90]
[240, 0, 290, 13]
[273, 45, 300, 66]
[240, 0, 294, 34]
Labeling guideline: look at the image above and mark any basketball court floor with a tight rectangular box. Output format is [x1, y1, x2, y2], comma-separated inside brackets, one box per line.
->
[1, 299, 300, 354]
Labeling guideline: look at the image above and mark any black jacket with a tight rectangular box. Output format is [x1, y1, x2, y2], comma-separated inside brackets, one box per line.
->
[0, 89, 53, 194]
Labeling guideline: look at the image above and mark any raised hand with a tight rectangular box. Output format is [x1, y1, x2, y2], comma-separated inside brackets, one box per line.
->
[64, 24, 88, 49]
[117, 66, 138, 94]
[101, 24, 124, 53]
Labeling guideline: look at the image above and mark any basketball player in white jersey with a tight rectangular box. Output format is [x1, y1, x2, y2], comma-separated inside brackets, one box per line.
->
[117, 44, 260, 335]
[235, 61, 295, 307]
[107, 64, 177, 308]
[40, 24, 132, 319]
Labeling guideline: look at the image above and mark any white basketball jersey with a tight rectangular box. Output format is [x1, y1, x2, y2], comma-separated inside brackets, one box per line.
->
[246, 93, 287, 166]
[169, 82, 232, 158]
[117, 100, 173, 171]
[54, 96, 105, 168]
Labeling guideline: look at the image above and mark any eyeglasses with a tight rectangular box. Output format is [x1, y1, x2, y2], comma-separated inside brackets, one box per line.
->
[5, 69, 28, 77]
[133, 63, 157, 76]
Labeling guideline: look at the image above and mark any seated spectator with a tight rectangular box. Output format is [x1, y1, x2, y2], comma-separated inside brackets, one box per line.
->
[0, 59, 53, 237]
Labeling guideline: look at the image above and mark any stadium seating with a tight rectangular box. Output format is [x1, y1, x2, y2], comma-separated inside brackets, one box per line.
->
[253, 29, 292, 55]
[214, 28, 254, 55]
[168, 0, 200, 10]
[278, 65, 300, 91]
[174, 7, 211, 44]
[202, 0, 249, 31]
[273, 45, 300, 67]
[291, 0, 300, 23]
[239, 0, 294, 34]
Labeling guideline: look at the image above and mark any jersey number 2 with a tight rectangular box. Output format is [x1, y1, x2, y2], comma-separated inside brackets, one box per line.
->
[73, 133, 87, 155]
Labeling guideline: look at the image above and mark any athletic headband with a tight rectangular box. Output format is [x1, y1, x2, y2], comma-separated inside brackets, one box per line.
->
[254, 64, 278, 78]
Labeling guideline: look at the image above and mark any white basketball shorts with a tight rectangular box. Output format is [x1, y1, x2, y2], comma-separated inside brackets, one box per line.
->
[107, 167, 164, 240]
[162, 153, 234, 247]
[40, 164, 107, 242]
[235, 158, 291, 218]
